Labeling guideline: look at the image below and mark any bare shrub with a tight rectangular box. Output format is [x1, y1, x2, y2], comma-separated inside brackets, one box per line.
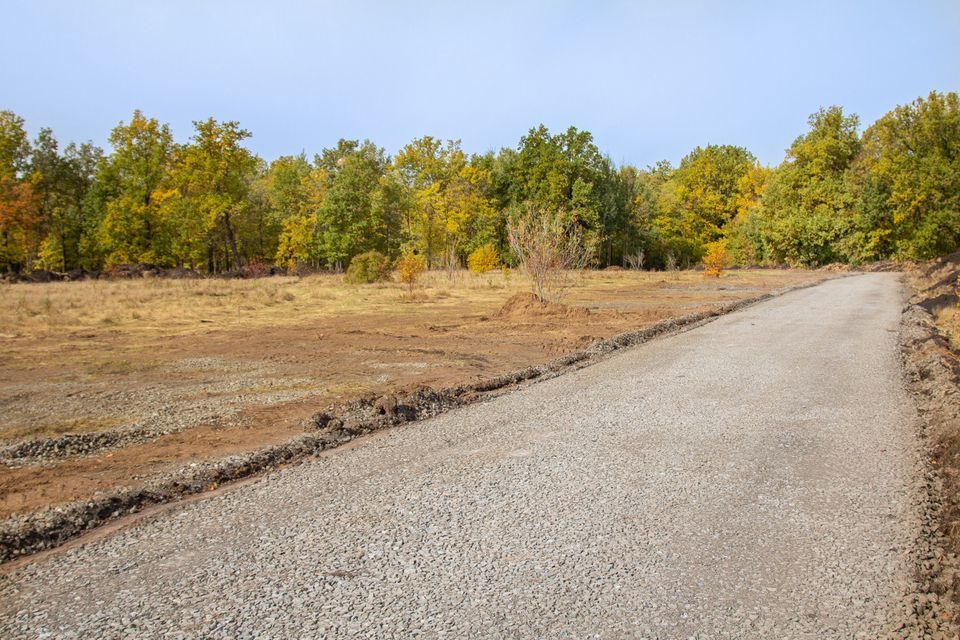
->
[664, 252, 678, 276]
[625, 249, 645, 271]
[508, 211, 591, 303]
[442, 244, 460, 280]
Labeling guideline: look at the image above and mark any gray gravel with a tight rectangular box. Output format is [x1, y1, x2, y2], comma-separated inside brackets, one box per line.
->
[0, 274, 932, 638]
[0, 358, 324, 462]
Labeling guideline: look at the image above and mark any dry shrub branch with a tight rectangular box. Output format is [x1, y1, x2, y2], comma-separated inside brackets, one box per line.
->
[508, 210, 591, 303]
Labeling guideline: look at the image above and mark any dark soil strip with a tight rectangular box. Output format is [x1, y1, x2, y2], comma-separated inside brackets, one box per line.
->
[0, 281, 827, 564]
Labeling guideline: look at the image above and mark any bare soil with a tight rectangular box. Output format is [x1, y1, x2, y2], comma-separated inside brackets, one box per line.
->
[0, 269, 825, 520]
[902, 252, 960, 613]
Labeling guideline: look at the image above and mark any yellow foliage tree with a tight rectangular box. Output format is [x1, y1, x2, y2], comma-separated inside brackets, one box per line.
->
[275, 214, 317, 271]
[702, 239, 729, 277]
[467, 243, 500, 273]
[394, 249, 426, 293]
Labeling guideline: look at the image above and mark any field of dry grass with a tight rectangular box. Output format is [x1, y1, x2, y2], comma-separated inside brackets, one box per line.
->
[0, 268, 817, 339]
[1, 270, 539, 339]
[0, 267, 828, 517]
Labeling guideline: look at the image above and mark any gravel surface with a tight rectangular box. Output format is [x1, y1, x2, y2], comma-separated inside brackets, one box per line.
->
[0, 274, 933, 638]
[0, 359, 324, 462]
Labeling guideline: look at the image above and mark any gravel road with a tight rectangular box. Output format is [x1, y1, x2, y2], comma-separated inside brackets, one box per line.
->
[0, 274, 931, 638]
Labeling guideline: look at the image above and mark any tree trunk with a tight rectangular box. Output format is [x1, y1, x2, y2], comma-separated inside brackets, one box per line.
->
[59, 225, 67, 272]
[223, 212, 241, 270]
[425, 207, 434, 269]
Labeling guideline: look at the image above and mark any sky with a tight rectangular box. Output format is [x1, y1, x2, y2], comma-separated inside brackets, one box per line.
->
[1, 0, 958, 168]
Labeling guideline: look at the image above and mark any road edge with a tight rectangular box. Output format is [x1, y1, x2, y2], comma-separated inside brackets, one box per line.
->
[898, 297, 960, 635]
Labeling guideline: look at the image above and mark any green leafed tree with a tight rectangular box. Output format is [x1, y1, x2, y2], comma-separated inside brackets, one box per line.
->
[752, 106, 861, 265]
[314, 139, 388, 268]
[251, 154, 312, 264]
[848, 91, 960, 260]
[506, 125, 616, 259]
[96, 110, 176, 266]
[165, 118, 259, 270]
[653, 144, 757, 265]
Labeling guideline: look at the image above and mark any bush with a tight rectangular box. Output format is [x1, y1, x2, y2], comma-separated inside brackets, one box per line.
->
[508, 210, 591, 303]
[702, 240, 730, 277]
[241, 257, 270, 279]
[468, 244, 500, 274]
[345, 250, 392, 284]
[394, 250, 426, 292]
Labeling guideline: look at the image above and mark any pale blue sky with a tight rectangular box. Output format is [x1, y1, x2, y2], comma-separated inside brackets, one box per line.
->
[2, 1, 958, 167]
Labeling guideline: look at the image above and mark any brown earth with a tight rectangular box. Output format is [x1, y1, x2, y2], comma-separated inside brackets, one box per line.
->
[902, 252, 960, 611]
[496, 291, 592, 320]
[0, 269, 826, 520]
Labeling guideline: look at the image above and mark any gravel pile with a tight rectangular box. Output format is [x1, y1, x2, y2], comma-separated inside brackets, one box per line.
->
[0, 274, 945, 638]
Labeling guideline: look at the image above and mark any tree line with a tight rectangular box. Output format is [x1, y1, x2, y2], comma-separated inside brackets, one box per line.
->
[0, 90, 957, 275]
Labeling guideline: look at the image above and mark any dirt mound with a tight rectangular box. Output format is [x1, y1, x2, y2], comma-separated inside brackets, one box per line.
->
[859, 260, 901, 272]
[939, 250, 960, 265]
[496, 292, 591, 321]
[818, 261, 900, 273]
[909, 257, 960, 316]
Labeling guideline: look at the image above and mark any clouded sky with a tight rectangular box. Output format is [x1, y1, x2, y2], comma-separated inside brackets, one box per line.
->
[2, 0, 958, 167]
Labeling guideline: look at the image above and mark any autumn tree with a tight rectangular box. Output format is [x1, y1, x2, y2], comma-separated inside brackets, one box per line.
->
[702, 239, 730, 277]
[394, 247, 426, 293]
[166, 118, 258, 270]
[848, 91, 960, 260]
[752, 107, 861, 266]
[725, 164, 773, 264]
[654, 144, 756, 265]
[96, 111, 175, 266]
[0, 111, 36, 270]
[315, 140, 388, 268]
[392, 136, 451, 268]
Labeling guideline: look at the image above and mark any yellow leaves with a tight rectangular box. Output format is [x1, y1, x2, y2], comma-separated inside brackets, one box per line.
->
[702, 239, 730, 277]
[735, 165, 772, 222]
[275, 215, 317, 270]
[467, 244, 500, 274]
[300, 167, 329, 216]
[394, 249, 425, 292]
[150, 187, 179, 206]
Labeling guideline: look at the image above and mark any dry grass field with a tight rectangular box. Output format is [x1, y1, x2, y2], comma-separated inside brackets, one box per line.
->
[0, 268, 827, 518]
